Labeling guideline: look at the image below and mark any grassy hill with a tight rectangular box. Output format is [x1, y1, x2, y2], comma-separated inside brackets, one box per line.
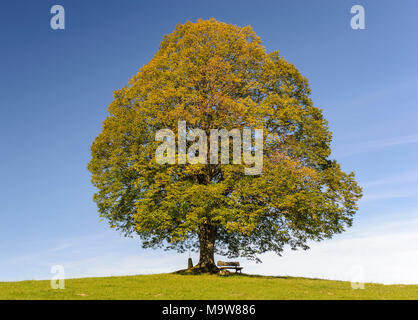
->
[1, 273, 417, 300]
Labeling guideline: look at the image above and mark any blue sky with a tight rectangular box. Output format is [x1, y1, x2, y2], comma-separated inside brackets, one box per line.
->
[1, 0, 418, 284]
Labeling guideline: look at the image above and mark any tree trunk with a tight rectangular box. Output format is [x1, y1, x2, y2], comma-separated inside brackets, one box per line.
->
[196, 224, 218, 273]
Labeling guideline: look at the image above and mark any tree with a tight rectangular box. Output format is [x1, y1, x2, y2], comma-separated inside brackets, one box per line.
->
[88, 18, 362, 273]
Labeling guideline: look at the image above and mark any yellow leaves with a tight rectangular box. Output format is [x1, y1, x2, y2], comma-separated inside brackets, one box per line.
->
[88, 18, 362, 257]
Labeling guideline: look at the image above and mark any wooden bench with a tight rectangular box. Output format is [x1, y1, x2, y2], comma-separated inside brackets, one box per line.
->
[217, 261, 243, 273]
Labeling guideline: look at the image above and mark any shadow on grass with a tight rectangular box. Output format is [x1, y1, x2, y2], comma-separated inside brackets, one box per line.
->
[173, 269, 282, 279]
[172, 269, 325, 282]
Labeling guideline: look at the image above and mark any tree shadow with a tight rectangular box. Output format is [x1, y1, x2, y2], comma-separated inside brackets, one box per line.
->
[172, 269, 325, 281]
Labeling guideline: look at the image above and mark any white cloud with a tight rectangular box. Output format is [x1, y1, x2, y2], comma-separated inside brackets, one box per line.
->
[244, 217, 418, 284]
[2, 214, 418, 285]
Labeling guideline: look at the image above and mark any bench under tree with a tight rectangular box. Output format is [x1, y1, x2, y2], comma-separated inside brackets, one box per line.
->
[217, 261, 243, 273]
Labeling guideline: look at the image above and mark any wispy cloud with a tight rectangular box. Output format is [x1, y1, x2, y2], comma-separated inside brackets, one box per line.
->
[362, 187, 418, 202]
[363, 170, 418, 188]
[334, 134, 418, 158]
[360, 169, 418, 202]
[4, 232, 109, 265]
[360, 134, 418, 150]
[341, 77, 418, 109]
[6, 243, 74, 265]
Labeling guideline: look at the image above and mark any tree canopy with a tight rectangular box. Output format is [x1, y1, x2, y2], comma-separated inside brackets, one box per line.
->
[88, 18, 362, 272]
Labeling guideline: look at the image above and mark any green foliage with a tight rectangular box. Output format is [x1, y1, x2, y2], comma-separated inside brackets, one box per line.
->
[88, 18, 362, 262]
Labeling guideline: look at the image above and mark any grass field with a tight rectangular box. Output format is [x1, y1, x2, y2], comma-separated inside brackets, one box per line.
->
[1, 273, 417, 300]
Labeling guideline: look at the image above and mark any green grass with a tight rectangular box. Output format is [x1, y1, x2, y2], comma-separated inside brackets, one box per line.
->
[0, 273, 417, 300]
